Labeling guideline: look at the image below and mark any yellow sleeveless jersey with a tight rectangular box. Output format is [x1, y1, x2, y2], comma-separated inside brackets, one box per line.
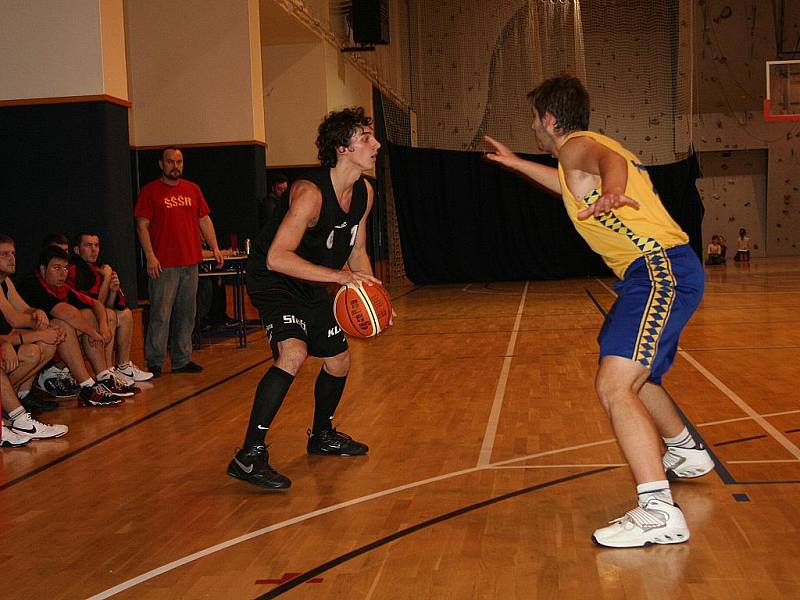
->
[557, 131, 688, 278]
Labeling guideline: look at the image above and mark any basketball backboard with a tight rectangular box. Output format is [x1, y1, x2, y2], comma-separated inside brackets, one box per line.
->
[764, 60, 800, 121]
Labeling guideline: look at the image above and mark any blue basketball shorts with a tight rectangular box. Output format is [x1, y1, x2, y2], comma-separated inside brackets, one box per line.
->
[598, 244, 704, 384]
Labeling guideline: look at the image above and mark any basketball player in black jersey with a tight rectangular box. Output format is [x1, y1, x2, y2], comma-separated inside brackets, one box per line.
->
[228, 107, 382, 489]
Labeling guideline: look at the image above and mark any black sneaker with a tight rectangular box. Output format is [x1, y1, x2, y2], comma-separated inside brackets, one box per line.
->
[20, 394, 59, 413]
[172, 361, 203, 373]
[98, 375, 136, 397]
[37, 374, 78, 398]
[77, 383, 123, 407]
[306, 428, 368, 456]
[227, 445, 291, 490]
[148, 366, 162, 379]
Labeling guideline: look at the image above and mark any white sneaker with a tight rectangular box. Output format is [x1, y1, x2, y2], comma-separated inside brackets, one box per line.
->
[10, 412, 68, 439]
[1, 424, 33, 447]
[111, 367, 135, 386]
[663, 446, 715, 478]
[116, 361, 153, 382]
[36, 365, 80, 398]
[592, 498, 690, 548]
[36, 364, 63, 390]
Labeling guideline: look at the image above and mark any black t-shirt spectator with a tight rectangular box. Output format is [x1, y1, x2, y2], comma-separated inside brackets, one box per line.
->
[17, 273, 94, 316]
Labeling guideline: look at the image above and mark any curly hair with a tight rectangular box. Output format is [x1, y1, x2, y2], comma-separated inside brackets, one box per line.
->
[528, 75, 590, 134]
[316, 107, 373, 168]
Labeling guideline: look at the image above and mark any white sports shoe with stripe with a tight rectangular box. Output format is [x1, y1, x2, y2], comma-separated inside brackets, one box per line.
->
[115, 361, 153, 382]
[663, 446, 715, 478]
[10, 412, 68, 439]
[592, 498, 690, 548]
[2, 424, 33, 447]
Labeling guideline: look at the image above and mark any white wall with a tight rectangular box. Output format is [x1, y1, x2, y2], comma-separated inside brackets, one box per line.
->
[0, 0, 105, 100]
[126, 0, 265, 146]
[324, 44, 373, 115]
[262, 41, 327, 166]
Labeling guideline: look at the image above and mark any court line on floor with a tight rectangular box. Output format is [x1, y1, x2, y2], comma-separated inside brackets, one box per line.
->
[85, 438, 616, 600]
[492, 463, 627, 469]
[0, 358, 270, 493]
[254, 468, 615, 599]
[477, 281, 529, 466]
[678, 352, 800, 459]
[727, 459, 800, 464]
[699, 408, 800, 427]
[594, 277, 800, 461]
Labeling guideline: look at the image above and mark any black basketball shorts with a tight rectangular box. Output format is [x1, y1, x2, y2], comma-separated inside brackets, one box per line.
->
[250, 289, 347, 359]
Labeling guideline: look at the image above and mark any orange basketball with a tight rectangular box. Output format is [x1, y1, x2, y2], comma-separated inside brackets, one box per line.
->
[333, 282, 392, 338]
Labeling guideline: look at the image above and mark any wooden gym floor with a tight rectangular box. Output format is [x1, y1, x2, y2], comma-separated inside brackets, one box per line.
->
[3, 257, 800, 599]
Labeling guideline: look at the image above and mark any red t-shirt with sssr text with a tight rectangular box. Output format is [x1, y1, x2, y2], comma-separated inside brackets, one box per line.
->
[134, 178, 210, 267]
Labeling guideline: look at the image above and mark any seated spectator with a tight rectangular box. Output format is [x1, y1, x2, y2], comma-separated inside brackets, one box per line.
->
[70, 232, 152, 383]
[718, 234, 727, 260]
[705, 235, 725, 265]
[0, 234, 67, 412]
[32, 232, 84, 395]
[42, 233, 70, 254]
[17, 246, 134, 405]
[735, 228, 751, 262]
[0, 342, 67, 447]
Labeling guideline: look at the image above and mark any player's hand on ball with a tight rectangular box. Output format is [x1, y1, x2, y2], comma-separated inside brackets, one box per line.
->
[338, 270, 381, 287]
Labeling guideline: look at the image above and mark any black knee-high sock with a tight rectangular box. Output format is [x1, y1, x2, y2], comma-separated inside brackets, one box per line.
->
[243, 366, 295, 447]
[313, 367, 347, 434]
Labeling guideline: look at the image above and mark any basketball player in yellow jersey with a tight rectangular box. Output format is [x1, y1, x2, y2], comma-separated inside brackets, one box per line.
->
[485, 76, 713, 548]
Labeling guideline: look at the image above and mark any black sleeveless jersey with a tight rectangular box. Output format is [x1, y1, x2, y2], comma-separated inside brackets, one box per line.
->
[0, 281, 11, 335]
[247, 168, 368, 301]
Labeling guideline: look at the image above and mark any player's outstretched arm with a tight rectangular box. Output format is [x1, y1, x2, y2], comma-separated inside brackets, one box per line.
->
[483, 135, 561, 195]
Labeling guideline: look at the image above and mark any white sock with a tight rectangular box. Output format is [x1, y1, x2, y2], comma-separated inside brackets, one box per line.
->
[117, 361, 131, 369]
[663, 427, 701, 449]
[637, 480, 673, 506]
[8, 406, 25, 421]
[80, 378, 95, 388]
[96, 369, 112, 381]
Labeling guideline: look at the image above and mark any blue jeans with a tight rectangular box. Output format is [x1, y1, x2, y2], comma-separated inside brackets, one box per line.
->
[146, 265, 199, 369]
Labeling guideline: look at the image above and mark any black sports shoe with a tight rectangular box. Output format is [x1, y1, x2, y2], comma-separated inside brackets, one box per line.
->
[77, 383, 123, 407]
[148, 366, 162, 379]
[227, 445, 291, 490]
[21, 394, 59, 413]
[172, 361, 203, 373]
[306, 428, 368, 456]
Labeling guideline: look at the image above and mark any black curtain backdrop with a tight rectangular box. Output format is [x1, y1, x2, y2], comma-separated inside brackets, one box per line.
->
[388, 143, 704, 284]
[0, 101, 139, 303]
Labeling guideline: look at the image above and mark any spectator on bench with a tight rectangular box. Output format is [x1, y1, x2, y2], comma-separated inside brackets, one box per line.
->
[17, 246, 133, 406]
[0, 233, 67, 412]
[70, 232, 152, 383]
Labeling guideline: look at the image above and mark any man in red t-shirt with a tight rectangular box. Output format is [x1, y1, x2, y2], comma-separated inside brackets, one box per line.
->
[134, 147, 223, 377]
